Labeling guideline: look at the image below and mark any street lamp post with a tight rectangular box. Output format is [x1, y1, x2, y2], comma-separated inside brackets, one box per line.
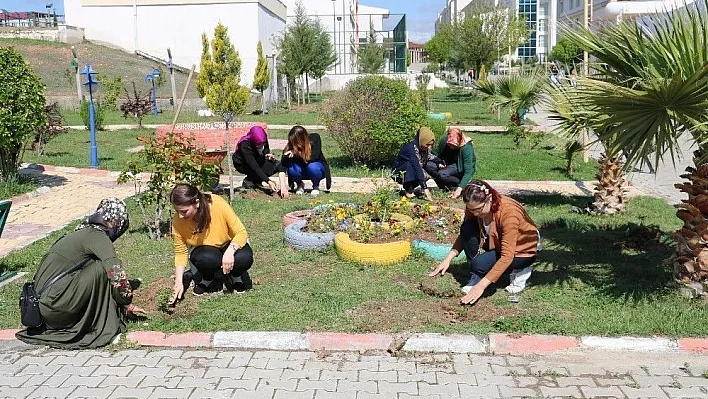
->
[144, 68, 161, 116]
[81, 64, 100, 169]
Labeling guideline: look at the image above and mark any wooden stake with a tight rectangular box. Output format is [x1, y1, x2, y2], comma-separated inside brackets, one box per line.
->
[170, 65, 196, 135]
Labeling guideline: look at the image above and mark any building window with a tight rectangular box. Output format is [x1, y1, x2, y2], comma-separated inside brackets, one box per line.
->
[560, 1, 564, 12]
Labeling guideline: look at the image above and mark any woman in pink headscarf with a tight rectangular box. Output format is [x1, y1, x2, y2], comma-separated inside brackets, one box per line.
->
[232, 125, 280, 192]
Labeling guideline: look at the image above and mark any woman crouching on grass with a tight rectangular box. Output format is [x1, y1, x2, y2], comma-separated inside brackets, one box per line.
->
[428, 180, 540, 305]
[169, 183, 253, 302]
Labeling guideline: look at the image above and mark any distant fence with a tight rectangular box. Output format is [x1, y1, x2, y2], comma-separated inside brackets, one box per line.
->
[0, 25, 84, 44]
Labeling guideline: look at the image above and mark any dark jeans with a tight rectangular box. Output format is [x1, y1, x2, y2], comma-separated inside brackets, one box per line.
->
[235, 159, 279, 185]
[288, 161, 326, 189]
[459, 219, 536, 287]
[424, 161, 461, 190]
[189, 243, 254, 285]
[393, 173, 423, 194]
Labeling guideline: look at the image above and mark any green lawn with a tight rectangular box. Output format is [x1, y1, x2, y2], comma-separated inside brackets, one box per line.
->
[23, 128, 598, 181]
[1, 193, 703, 337]
[430, 88, 512, 126]
[0, 175, 39, 200]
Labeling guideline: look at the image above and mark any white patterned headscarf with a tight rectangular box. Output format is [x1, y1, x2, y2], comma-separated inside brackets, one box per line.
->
[76, 198, 130, 242]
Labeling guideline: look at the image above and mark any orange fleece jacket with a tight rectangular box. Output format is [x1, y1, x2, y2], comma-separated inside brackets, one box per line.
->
[456, 195, 538, 283]
[171, 194, 248, 267]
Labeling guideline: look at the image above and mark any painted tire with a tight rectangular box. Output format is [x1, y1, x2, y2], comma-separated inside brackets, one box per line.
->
[427, 113, 446, 120]
[283, 210, 312, 228]
[334, 232, 411, 266]
[413, 239, 466, 262]
[444, 112, 453, 119]
[284, 220, 335, 251]
[312, 202, 358, 213]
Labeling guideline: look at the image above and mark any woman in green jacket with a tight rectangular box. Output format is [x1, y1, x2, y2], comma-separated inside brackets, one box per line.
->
[424, 127, 477, 199]
[16, 198, 144, 349]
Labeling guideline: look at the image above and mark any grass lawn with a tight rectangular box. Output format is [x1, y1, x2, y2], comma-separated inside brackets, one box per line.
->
[1, 192, 705, 337]
[430, 88, 513, 126]
[60, 108, 322, 128]
[23, 128, 598, 181]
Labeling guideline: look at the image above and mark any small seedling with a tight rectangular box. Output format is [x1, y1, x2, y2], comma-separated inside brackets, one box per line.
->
[626, 381, 640, 389]
[669, 381, 682, 389]
[702, 370, 708, 379]
[157, 288, 173, 313]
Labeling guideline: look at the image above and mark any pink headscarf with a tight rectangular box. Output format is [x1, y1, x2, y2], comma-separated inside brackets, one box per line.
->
[237, 125, 268, 147]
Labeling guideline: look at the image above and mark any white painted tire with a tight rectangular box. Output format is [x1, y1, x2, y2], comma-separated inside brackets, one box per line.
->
[284, 220, 335, 251]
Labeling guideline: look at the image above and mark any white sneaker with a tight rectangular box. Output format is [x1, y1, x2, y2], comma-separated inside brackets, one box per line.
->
[461, 285, 473, 295]
[506, 266, 532, 294]
[310, 189, 320, 196]
[295, 186, 305, 195]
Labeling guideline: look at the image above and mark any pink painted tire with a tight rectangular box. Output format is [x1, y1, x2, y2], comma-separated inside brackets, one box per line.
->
[283, 210, 312, 228]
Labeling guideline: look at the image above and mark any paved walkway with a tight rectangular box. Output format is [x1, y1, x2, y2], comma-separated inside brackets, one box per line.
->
[1, 339, 707, 399]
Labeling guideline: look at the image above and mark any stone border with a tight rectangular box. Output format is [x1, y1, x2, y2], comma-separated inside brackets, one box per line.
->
[2, 329, 706, 354]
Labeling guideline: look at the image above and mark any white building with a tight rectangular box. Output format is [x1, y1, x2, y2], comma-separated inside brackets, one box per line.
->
[63, 0, 286, 90]
[435, 0, 474, 32]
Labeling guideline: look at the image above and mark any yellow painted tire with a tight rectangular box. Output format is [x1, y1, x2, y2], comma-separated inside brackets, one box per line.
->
[334, 232, 411, 266]
[444, 112, 453, 119]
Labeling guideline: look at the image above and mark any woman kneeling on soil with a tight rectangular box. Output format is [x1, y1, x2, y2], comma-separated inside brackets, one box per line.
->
[278, 125, 332, 198]
[423, 127, 477, 199]
[16, 198, 145, 349]
[170, 183, 253, 299]
[391, 127, 435, 201]
[232, 125, 280, 192]
[428, 180, 539, 305]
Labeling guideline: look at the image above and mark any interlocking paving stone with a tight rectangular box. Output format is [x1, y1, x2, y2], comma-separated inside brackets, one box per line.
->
[580, 385, 628, 398]
[538, 385, 583, 397]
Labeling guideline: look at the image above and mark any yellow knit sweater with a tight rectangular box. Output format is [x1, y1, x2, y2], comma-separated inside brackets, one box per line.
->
[171, 195, 249, 267]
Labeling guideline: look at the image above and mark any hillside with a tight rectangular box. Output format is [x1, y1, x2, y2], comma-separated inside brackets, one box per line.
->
[0, 38, 200, 102]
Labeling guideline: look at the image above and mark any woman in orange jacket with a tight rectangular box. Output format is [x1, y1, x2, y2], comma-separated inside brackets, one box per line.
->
[429, 180, 539, 305]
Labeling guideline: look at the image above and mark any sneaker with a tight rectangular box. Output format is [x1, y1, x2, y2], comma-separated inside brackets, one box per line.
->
[224, 275, 246, 294]
[310, 189, 320, 196]
[505, 266, 532, 294]
[295, 186, 305, 195]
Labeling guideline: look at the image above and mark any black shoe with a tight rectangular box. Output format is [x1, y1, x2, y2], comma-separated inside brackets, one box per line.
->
[241, 179, 256, 190]
[224, 272, 249, 294]
[193, 280, 219, 296]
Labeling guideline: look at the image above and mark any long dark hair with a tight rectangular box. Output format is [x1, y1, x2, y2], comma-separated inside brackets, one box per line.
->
[462, 179, 502, 214]
[286, 125, 311, 162]
[170, 183, 212, 233]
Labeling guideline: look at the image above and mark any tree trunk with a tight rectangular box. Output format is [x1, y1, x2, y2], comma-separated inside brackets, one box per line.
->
[305, 73, 310, 104]
[671, 148, 708, 288]
[0, 143, 22, 181]
[590, 153, 627, 215]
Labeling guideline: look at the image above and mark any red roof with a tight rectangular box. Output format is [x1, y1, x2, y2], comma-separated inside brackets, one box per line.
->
[0, 11, 47, 20]
[408, 41, 425, 49]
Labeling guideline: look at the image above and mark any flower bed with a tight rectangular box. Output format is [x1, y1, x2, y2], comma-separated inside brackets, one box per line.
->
[297, 196, 463, 264]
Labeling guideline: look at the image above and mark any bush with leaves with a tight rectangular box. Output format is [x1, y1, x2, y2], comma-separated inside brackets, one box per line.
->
[117, 132, 222, 239]
[0, 47, 46, 180]
[80, 99, 106, 131]
[97, 74, 123, 111]
[120, 82, 153, 127]
[322, 75, 426, 167]
[416, 74, 432, 111]
[31, 102, 65, 155]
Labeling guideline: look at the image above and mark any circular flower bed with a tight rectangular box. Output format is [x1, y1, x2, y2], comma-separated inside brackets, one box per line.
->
[299, 196, 463, 264]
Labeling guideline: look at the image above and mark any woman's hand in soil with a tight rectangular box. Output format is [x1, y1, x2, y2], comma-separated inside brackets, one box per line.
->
[125, 303, 148, 317]
[423, 189, 433, 202]
[448, 187, 462, 200]
[267, 180, 278, 192]
[172, 282, 184, 303]
[460, 284, 485, 305]
[429, 259, 451, 277]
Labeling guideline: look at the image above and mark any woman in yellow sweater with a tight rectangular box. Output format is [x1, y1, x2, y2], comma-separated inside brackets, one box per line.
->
[169, 183, 253, 300]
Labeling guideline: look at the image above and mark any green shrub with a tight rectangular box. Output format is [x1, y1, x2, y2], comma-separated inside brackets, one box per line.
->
[322, 75, 426, 167]
[426, 119, 448, 139]
[80, 100, 106, 131]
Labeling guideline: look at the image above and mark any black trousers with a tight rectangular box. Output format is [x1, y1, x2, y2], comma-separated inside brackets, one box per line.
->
[235, 159, 280, 185]
[424, 161, 461, 190]
[190, 243, 254, 283]
[393, 173, 423, 194]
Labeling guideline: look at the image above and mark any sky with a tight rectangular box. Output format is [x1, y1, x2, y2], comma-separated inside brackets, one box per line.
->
[1, 0, 439, 43]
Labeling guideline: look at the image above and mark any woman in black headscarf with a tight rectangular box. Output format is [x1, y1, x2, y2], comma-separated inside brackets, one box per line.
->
[16, 198, 145, 349]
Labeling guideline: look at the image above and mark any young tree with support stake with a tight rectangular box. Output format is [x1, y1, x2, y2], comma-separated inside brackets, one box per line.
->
[196, 23, 251, 199]
[252, 41, 271, 113]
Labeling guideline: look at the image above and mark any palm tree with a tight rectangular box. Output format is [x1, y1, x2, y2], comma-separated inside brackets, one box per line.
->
[473, 73, 546, 125]
[559, 0, 708, 287]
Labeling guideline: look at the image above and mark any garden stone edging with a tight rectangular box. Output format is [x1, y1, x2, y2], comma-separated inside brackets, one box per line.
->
[2, 329, 707, 354]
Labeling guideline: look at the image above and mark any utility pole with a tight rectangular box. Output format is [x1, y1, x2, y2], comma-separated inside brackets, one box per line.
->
[71, 46, 83, 103]
[582, 0, 593, 162]
[167, 48, 177, 111]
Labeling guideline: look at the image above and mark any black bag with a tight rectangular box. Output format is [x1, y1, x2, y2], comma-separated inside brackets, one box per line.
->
[19, 282, 42, 328]
[19, 258, 91, 328]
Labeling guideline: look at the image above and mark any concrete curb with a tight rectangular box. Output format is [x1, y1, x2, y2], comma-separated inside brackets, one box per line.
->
[65, 124, 538, 133]
[2, 329, 707, 354]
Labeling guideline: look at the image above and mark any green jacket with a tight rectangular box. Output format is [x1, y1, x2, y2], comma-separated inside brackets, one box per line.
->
[433, 137, 477, 188]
